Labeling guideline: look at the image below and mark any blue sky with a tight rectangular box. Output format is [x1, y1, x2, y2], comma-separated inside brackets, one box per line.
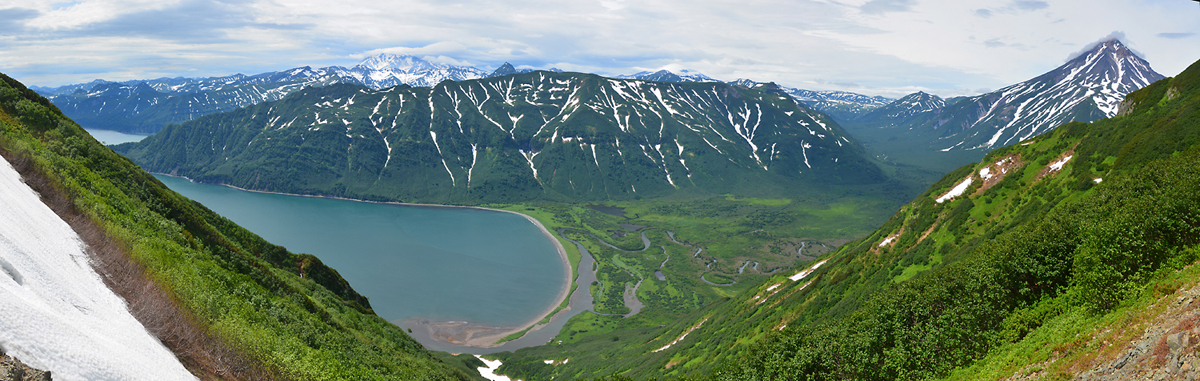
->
[1, 0, 1197, 97]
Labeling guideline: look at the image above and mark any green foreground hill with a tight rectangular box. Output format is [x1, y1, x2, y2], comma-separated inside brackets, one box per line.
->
[0, 74, 474, 379]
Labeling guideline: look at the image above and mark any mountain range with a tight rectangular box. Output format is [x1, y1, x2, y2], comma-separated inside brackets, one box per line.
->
[846, 39, 1162, 166]
[34, 55, 497, 133]
[114, 71, 885, 204]
[34, 55, 892, 136]
[727, 79, 895, 122]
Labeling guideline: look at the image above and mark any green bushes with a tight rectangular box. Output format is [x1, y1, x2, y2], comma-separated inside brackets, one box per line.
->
[1071, 150, 1200, 311]
[0, 73, 469, 380]
[714, 62, 1200, 380]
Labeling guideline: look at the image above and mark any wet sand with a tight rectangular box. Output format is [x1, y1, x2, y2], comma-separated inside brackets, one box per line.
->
[400, 229, 599, 354]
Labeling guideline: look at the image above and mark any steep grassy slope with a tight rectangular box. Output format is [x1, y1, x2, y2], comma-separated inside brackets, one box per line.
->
[0, 73, 472, 379]
[705, 58, 1200, 380]
[114, 72, 884, 204]
[484, 58, 1200, 380]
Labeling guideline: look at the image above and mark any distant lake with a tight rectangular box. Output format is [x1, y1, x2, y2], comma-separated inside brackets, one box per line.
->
[153, 175, 566, 331]
[84, 128, 150, 145]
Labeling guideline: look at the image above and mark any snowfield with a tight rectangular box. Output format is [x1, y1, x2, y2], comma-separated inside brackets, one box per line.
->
[0, 156, 196, 380]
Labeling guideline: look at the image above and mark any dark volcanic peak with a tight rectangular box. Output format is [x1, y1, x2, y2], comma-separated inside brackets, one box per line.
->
[489, 62, 519, 77]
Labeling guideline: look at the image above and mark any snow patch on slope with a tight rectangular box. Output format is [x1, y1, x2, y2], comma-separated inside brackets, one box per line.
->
[0, 156, 195, 380]
[936, 176, 974, 203]
[475, 355, 520, 381]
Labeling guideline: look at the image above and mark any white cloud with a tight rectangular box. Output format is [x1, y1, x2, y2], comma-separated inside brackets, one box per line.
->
[0, 0, 1197, 99]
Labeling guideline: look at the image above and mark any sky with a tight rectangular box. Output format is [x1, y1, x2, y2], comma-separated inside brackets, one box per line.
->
[0, 0, 1197, 98]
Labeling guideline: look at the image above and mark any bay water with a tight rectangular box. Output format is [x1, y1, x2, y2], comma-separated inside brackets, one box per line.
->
[153, 175, 566, 330]
[84, 128, 149, 145]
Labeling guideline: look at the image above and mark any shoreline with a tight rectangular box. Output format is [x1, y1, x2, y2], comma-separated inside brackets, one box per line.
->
[152, 173, 575, 348]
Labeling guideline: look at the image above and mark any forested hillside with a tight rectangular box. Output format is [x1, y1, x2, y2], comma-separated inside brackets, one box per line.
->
[0, 72, 475, 380]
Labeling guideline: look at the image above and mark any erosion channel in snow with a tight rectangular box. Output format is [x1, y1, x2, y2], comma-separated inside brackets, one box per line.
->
[0, 155, 195, 380]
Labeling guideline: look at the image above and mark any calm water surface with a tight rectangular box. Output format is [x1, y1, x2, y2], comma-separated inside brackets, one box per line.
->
[154, 175, 565, 329]
[84, 128, 150, 145]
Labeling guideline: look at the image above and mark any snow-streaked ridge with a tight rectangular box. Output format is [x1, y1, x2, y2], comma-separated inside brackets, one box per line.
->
[933, 39, 1164, 152]
[0, 156, 196, 380]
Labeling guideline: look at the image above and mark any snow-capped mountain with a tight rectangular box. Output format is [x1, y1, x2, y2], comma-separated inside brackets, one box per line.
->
[916, 39, 1164, 151]
[729, 79, 894, 122]
[37, 56, 889, 134]
[35, 66, 341, 96]
[784, 88, 893, 108]
[36, 55, 502, 133]
[617, 69, 718, 83]
[40, 70, 346, 133]
[855, 91, 946, 128]
[326, 54, 490, 88]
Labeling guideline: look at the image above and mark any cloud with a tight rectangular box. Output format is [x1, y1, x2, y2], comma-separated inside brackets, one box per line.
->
[359, 42, 473, 60]
[1065, 31, 1140, 61]
[973, 0, 1048, 19]
[860, 0, 916, 15]
[1158, 32, 1194, 40]
[78, 0, 311, 43]
[983, 39, 1006, 48]
[0, 8, 38, 34]
[816, 79, 863, 88]
[3, 0, 1200, 98]
[1011, 1, 1049, 11]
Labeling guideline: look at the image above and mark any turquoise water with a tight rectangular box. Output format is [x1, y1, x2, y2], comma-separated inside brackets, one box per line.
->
[84, 128, 149, 145]
[153, 175, 565, 328]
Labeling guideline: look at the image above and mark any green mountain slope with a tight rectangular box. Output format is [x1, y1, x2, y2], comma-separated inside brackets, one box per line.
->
[706, 57, 1200, 380]
[485, 57, 1200, 380]
[0, 73, 472, 380]
[114, 71, 884, 204]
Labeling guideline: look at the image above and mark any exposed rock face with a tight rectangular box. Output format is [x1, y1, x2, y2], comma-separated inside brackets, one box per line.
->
[1076, 289, 1200, 381]
[1001, 281, 1200, 381]
[0, 351, 51, 381]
